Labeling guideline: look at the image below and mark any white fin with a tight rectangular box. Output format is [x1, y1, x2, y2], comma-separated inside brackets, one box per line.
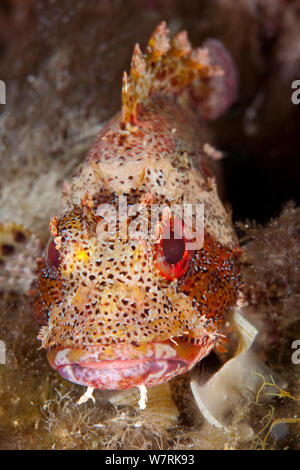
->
[77, 386, 95, 405]
[138, 384, 148, 410]
[190, 308, 278, 430]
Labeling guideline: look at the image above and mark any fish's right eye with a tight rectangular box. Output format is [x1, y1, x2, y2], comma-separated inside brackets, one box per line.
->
[47, 239, 60, 269]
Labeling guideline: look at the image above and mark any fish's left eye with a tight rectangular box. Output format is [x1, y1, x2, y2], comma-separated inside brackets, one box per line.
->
[155, 219, 192, 281]
[163, 233, 186, 265]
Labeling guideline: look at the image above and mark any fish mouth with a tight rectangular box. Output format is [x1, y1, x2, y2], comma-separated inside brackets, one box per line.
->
[47, 336, 216, 390]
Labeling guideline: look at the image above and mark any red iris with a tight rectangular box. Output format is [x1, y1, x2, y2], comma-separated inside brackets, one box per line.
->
[155, 218, 192, 280]
[47, 239, 60, 269]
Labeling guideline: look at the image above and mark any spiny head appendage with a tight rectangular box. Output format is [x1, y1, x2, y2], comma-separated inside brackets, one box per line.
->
[121, 21, 222, 126]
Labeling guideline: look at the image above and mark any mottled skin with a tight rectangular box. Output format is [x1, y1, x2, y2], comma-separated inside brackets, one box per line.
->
[35, 23, 240, 390]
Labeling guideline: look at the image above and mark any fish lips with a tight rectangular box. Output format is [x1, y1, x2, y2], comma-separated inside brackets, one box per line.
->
[47, 337, 216, 390]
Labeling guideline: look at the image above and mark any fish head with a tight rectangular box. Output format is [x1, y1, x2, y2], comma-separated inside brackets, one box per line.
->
[35, 180, 240, 390]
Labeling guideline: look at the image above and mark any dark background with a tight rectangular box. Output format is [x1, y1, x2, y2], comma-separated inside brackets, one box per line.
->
[0, 0, 299, 224]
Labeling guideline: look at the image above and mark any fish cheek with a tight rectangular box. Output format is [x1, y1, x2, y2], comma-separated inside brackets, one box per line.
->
[178, 240, 239, 323]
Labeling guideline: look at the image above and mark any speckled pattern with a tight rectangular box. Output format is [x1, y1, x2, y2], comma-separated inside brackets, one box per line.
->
[35, 23, 240, 390]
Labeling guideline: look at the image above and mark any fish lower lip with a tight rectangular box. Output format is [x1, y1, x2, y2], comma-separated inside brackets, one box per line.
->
[57, 358, 188, 390]
[47, 337, 216, 390]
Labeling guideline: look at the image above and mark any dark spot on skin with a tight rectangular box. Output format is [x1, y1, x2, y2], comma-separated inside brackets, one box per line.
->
[14, 230, 27, 243]
[1, 244, 15, 256]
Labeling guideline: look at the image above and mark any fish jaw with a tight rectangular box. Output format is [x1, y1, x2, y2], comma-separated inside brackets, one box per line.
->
[47, 336, 216, 390]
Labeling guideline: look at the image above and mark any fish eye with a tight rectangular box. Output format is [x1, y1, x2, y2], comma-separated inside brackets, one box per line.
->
[47, 239, 60, 269]
[163, 232, 186, 265]
[155, 219, 192, 280]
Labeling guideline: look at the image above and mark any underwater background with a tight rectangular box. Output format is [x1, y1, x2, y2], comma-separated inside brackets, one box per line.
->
[0, 0, 299, 450]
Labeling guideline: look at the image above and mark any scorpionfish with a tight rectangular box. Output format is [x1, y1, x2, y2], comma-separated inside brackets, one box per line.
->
[35, 23, 240, 390]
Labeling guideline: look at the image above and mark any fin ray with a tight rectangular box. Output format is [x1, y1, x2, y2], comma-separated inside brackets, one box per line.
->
[121, 21, 233, 125]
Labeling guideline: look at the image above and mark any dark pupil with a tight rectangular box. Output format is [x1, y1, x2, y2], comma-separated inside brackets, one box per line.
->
[162, 232, 185, 265]
[48, 240, 59, 268]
